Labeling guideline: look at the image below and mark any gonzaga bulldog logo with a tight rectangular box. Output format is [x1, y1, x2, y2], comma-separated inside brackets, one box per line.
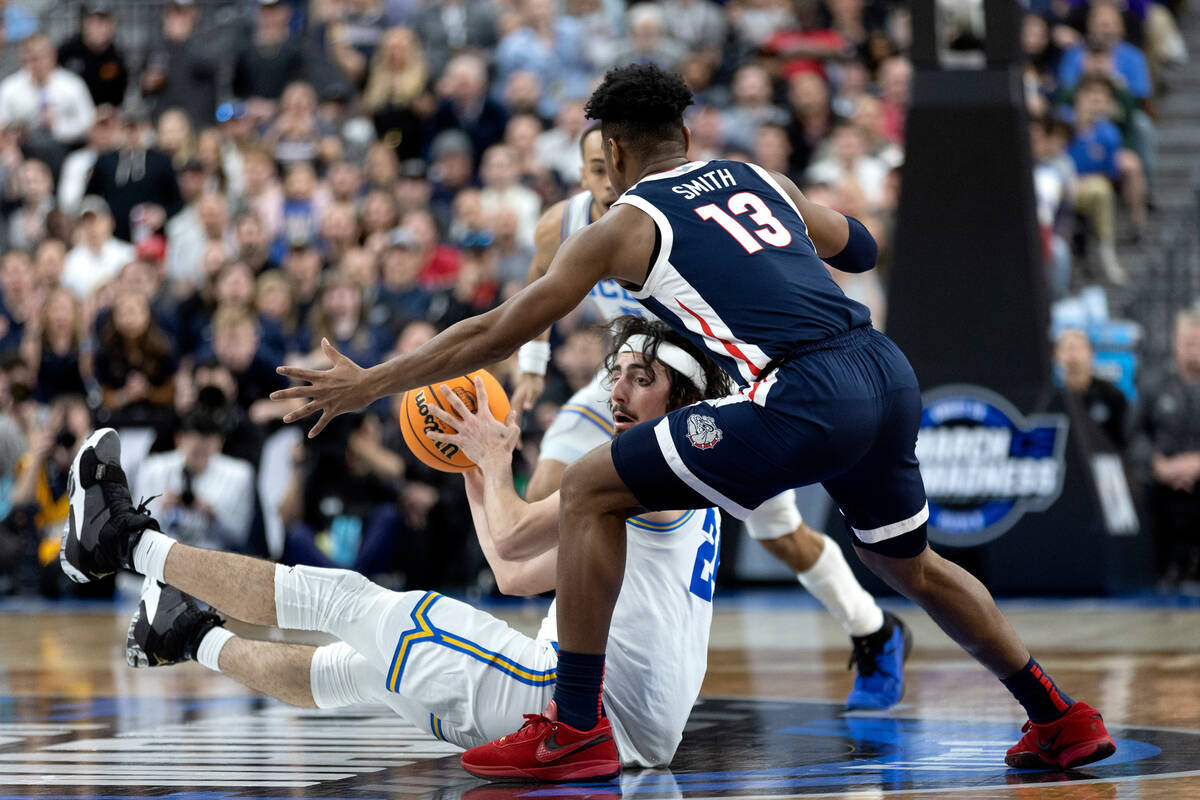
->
[686, 413, 723, 450]
[917, 385, 1068, 547]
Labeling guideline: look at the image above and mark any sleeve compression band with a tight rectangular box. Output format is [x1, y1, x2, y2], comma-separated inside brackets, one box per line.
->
[823, 216, 877, 274]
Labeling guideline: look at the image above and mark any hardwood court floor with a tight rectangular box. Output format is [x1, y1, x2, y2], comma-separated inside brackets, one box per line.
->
[1, 593, 1199, 800]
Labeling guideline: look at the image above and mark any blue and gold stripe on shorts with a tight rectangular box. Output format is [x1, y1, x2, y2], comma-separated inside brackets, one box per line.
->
[387, 592, 557, 693]
[429, 713, 447, 741]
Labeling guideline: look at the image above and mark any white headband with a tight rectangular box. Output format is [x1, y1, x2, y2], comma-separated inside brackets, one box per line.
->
[620, 334, 707, 392]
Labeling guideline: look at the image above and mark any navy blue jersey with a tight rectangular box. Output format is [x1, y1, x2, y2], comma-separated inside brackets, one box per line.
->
[615, 160, 871, 392]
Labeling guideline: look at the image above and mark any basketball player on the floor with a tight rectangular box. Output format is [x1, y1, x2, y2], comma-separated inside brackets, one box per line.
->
[61, 319, 733, 776]
[513, 125, 909, 711]
[268, 64, 1116, 778]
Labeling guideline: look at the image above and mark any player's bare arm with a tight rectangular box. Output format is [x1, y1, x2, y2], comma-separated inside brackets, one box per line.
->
[462, 469, 558, 596]
[272, 216, 648, 437]
[427, 377, 562, 561]
[511, 200, 570, 412]
[768, 169, 878, 272]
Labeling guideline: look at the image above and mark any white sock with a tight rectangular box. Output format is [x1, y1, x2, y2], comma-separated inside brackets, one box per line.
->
[797, 534, 885, 637]
[132, 530, 175, 583]
[195, 626, 235, 672]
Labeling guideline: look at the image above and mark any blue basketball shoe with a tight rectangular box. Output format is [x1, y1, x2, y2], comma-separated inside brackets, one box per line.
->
[846, 611, 911, 710]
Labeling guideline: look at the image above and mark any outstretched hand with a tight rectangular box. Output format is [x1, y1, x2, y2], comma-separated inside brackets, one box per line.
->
[426, 376, 521, 468]
[271, 338, 374, 438]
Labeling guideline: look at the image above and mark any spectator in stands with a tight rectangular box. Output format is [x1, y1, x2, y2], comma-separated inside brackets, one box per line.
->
[141, 0, 224, 128]
[805, 122, 889, 212]
[0, 249, 36, 355]
[786, 71, 837, 176]
[11, 397, 90, 576]
[411, 0, 498, 78]
[1068, 75, 1146, 256]
[611, 3, 688, 73]
[57, 104, 116, 216]
[264, 82, 327, 168]
[320, 0, 388, 89]
[208, 304, 286, 413]
[85, 109, 183, 242]
[570, 0, 622, 73]
[1059, 3, 1152, 103]
[233, 211, 277, 275]
[1134, 308, 1200, 585]
[494, 0, 592, 115]
[721, 64, 789, 153]
[851, 95, 903, 168]
[256, 269, 305, 358]
[233, 0, 307, 104]
[306, 269, 387, 368]
[32, 238, 65, 291]
[60, 196, 134, 300]
[488, 204, 533, 288]
[661, 0, 726, 65]
[0, 34, 95, 169]
[372, 227, 431, 335]
[239, 147, 284, 239]
[58, 1, 128, 109]
[167, 190, 233, 288]
[478, 144, 539, 249]
[93, 290, 175, 427]
[281, 239, 322, 322]
[429, 53, 507, 168]
[7, 158, 57, 251]
[362, 27, 428, 162]
[22, 287, 85, 404]
[155, 109, 195, 170]
[1055, 329, 1128, 451]
[137, 398, 257, 553]
[276, 162, 327, 259]
[876, 55, 911, 144]
[278, 411, 405, 574]
[426, 230, 499, 329]
[1031, 116, 1075, 298]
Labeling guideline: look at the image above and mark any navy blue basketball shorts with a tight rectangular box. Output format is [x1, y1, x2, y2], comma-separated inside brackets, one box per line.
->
[610, 327, 929, 557]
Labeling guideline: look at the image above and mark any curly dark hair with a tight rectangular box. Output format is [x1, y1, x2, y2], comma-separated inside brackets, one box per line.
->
[584, 64, 693, 153]
[603, 316, 731, 410]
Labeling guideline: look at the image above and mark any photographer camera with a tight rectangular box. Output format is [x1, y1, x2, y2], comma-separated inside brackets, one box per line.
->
[135, 389, 256, 553]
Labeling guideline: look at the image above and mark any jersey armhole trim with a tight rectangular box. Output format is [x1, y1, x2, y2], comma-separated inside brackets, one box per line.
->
[745, 163, 811, 239]
[611, 193, 674, 300]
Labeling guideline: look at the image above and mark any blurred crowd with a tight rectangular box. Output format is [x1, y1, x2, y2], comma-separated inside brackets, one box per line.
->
[0, 0, 1193, 597]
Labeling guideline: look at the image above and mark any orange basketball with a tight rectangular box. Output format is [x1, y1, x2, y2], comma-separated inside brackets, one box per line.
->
[399, 369, 511, 473]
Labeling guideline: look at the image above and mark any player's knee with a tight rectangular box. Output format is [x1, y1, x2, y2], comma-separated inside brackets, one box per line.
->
[758, 525, 825, 573]
[854, 527, 934, 597]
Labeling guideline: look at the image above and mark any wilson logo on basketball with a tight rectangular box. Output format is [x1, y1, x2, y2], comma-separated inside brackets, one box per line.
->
[686, 414, 723, 450]
[413, 388, 461, 460]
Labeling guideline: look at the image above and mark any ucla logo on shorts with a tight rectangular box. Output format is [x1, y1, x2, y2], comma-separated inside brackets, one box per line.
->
[686, 414, 723, 450]
[916, 385, 1068, 546]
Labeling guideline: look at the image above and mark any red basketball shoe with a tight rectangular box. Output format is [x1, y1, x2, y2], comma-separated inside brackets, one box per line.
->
[460, 701, 620, 782]
[1005, 701, 1116, 769]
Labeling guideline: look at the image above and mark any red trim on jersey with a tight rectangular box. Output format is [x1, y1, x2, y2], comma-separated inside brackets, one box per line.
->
[675, 299, 761, 378]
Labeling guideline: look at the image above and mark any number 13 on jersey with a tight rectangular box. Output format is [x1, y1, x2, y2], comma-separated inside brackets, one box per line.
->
[695, 192, 792, 254]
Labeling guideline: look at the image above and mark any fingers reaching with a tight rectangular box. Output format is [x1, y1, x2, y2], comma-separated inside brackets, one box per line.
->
[438, 383, 473, 418]
[308, 411, 333, 439]
[276, 365, 323, 382]
[283, 401, 321, 423]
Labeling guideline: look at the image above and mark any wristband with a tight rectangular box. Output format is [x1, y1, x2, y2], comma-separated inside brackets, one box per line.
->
[517, 341, 552, 376]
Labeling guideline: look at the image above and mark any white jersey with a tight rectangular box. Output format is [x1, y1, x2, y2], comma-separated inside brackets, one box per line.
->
[537, 507, 720, 766]
[562, 190, 647, 323]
